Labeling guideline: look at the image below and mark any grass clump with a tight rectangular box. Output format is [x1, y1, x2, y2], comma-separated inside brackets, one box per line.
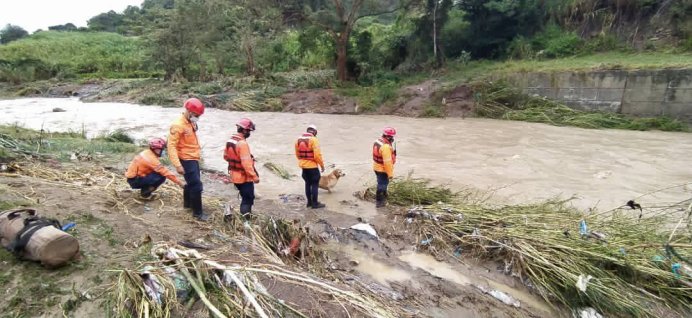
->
[94, 129, 135, 143]
[415, 199, 692, 317]
[364, 174, 455, 206]
[473, 81, 688, 131]
[263, 162, 293, 180]
[0, 124, 138, 160]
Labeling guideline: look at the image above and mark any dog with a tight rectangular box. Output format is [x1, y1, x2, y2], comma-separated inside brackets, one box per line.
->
[319, 169, 346, 193]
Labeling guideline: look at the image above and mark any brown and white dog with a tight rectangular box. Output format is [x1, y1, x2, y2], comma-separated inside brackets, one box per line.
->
[319, 169, 346, 193]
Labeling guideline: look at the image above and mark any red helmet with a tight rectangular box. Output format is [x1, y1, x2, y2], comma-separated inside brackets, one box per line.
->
[383, 126, 396, 137]
[184, 98, 205, 116]
[236, 118, 256, 131]
[148, 137, 167, 150]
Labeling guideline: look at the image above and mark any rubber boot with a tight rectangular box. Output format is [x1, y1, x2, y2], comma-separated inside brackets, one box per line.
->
[311, 202, 326, 209]
[191, 192, 209, 221]
[240, 204, 252, 218]
[183, 187, 191, 209]
[141, 186, 155, 198]
[375, 190, 385, 208]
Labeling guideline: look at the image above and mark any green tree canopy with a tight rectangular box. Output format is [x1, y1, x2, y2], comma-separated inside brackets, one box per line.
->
[0, 24, 29, 44]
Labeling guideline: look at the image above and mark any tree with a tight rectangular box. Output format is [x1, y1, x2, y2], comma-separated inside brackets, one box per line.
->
[0, 24, 29, 44]
[298, 0, 409, 81]
[456, 0, 543, 58]
[48, 23, 78, 31]
[88, 10, 125, 33]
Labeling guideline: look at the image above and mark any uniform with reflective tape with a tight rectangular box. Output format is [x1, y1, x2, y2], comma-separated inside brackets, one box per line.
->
[372, 137, 396, 178]
[295, 133, 324, 170]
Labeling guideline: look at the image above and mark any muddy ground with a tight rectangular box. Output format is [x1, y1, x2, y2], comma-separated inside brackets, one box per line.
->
[0, 157, 559, 318]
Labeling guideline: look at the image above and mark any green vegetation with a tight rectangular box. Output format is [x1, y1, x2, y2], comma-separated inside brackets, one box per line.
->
[382, 178, 692, 317]
[0, 31, 153, 83]
[365, 175, 456, 206]
[473, 81, 688, 131]
[0, 124, 138, 161]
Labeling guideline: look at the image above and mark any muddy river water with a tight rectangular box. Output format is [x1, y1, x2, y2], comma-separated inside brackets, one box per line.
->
[2, 98, 690, 215]
[2, 97, 691, 316]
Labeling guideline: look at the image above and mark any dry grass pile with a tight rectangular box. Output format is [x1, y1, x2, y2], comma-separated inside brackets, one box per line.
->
[410, 198, 692, 317]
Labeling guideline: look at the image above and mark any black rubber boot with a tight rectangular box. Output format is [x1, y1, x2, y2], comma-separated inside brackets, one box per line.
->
[141, 186, 155, 198]
[311, 202, 326, 209]
[183, 187, 191, 209]
[191, 192, 209, 221]
[375, 190, 385, 208]
[240, 204, 251, 218]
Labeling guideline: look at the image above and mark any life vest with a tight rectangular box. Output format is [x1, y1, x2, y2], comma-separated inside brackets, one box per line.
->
[225, 135, 244, 171]
[296, 133, 315, 160]
[373, 138, 396, 164]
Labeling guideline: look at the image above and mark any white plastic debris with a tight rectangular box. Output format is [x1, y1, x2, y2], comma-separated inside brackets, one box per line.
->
[576, 307, 603, 318]
[488, 290, 521, 308]
[350, 223, 378, 238]
[576, 274, 593, 292]
[475, 285, 520, 308]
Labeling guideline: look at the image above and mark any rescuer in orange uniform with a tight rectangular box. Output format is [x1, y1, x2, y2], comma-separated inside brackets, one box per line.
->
[224, 118, 259, 219]
[168, 98, 208, 221]
[295, 124, 326, 209]
[125, 137, 184, 199]
[373, 126, 397, 207]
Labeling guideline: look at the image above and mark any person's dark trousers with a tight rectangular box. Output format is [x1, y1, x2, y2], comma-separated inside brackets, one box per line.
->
[375, 171, 390, 207]
[235, 182, 255, 216]
[301, 168, 321, 207]
[181, 160, 204, 216]
[127, 172, 166, 197]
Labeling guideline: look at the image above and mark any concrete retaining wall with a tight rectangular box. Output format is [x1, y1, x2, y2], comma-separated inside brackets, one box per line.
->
[506, 69, 692, 121]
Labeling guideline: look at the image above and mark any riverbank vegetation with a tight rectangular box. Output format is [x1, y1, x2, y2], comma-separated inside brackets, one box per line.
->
[1, 0, 691, 130]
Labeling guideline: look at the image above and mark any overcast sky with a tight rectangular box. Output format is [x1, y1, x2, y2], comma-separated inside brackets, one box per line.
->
[0, 1, 143, 32]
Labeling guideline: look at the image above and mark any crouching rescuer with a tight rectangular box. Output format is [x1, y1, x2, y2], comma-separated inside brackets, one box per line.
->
[373, 126, 397, 208]
[224, 118, 259, 219]
[126, 137, 184, 199]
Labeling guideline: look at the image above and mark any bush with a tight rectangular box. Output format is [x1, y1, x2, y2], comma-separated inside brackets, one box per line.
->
[532, 25, 583, 58]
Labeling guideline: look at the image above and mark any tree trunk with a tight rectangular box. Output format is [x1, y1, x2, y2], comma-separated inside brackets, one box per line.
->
[335, 33, 349, 81]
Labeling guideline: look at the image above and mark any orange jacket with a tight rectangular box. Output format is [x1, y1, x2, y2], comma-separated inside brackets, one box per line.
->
[125, 149, 181, 185]
[167, 114, 200, 168]
[224, 133, 258, 184]
[373, 138, 396, 178]
[295, 133, 324, 170]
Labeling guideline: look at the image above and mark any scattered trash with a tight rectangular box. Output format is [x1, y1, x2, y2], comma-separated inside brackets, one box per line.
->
[350, 222, 378, 238]
[574, 307, 603, 318]
[579, 220, 589, 236]
[590, 231, 607, 242]
[280, 236, 302, 256]
[652, 255, 666, 262]
[420, 237, 433, 245]
[576, 274, 593, 292]
[672, 263, 682, 278]
[453, 246, 463, 257]
[140, 266, 165, 304]
[618, 247, 627, 256]
[475, 284, 520, 307]
[61, 222, 76, 231]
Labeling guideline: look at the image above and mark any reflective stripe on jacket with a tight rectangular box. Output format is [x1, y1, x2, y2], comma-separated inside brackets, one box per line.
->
[373, 138, 396, 177]
[125, 149, 180, 184]
[295, 133, 324, 169]
[167, 114, 200, 168]
[223, 133, 258, 184]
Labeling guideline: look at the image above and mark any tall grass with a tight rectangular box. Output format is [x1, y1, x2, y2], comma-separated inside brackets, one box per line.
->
[0, 31, 155, 82]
